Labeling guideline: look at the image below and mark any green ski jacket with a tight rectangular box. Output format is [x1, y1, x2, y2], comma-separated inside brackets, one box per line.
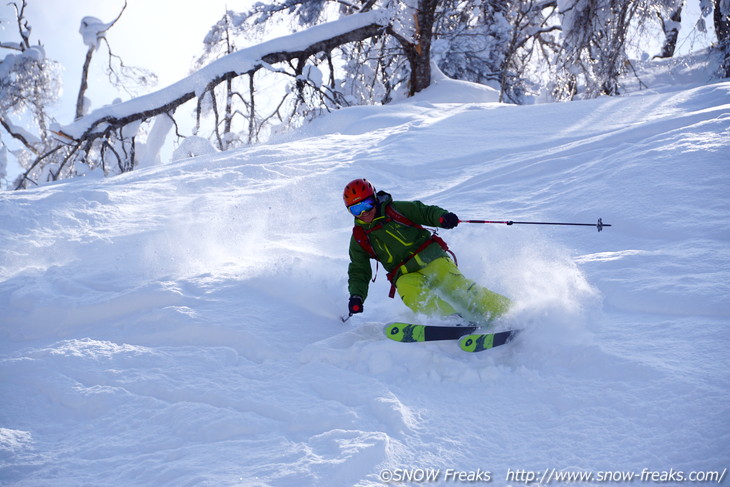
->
[347, 191, 451, 301]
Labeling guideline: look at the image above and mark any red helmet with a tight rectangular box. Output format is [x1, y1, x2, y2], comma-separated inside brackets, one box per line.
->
[343, 178, 376, 207]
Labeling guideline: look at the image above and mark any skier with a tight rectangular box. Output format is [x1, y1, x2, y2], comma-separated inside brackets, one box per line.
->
[344, 178, 511, 325]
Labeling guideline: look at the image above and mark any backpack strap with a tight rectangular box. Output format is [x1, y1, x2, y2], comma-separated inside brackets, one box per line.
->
[385, 205, 456, 266]
[352, 225, 377, 259]
[384, 205, 418, 228]
[352, 224, 380, 283]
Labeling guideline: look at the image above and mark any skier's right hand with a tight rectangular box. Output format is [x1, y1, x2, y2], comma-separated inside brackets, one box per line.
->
[439, 212, 459, 229]
[348, 295, 364, 315]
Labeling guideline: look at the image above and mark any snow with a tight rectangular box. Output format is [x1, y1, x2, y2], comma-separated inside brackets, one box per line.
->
[79, 16, 114, 50]
[1, 61, 729, 485]
[172, 135, 218, 162]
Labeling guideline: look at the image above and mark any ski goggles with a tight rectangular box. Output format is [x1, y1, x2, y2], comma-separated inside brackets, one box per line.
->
[348, 197, 376, 216]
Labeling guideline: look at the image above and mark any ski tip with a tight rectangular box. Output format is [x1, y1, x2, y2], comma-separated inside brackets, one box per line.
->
[383, 322, 400, 338]
[459, 329, 519, 352]
[458, 333, 489, 352]
[383, 322, 426, 342]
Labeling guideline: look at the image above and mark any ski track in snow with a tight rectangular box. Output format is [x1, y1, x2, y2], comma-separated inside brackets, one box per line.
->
[1, 71, 729, 486]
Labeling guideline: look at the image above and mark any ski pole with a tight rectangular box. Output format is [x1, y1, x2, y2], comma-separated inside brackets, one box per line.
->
[459, 217, 611, 232]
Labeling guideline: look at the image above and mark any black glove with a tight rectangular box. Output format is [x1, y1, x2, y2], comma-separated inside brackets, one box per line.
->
[439, 212, 459, 229]
[348, 295, 364, 315]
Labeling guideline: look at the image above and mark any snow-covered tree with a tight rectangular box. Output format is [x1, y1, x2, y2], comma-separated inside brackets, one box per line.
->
[189, 1, 391, 147]
[433, 1, 513, 88]
[211, 0, 444, 97]
[0, 0, 63, 189]
[190, 0, 508, 145]
[76, 1, 156, 119]
[31, 10, 388, 190]
[0, 145, 7, 186]
[654, 0, 684, 59]
[199, 0, 562, 109]
[433, 0, 561, 103]
[553, 0, 657, 100]
[193, 11, 248, 149]
[199, 0, 725, 108]
[3, 0, 158, 189]
[712, 0, 730, 76]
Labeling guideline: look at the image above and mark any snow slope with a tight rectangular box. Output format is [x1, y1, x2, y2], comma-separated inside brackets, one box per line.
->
[1, 71, 729, 486]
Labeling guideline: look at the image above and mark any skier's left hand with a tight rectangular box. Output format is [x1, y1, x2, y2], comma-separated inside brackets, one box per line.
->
[348, 295, 364, 314]
[440, 212, 459, 229]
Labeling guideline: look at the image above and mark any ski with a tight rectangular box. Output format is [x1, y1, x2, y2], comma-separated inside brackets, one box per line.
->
[383, 322, 520, 353]
[458, 329, 518, 352]
[383, 322, 478, 342]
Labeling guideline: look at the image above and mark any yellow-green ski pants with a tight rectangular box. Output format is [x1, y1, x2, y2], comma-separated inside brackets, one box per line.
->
[395, 257, 510, 324]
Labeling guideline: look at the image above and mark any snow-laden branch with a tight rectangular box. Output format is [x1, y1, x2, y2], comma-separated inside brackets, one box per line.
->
[58, 10, 390, 141]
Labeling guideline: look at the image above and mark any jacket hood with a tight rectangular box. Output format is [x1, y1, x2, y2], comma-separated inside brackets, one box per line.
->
[375, 190, 392, 206]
